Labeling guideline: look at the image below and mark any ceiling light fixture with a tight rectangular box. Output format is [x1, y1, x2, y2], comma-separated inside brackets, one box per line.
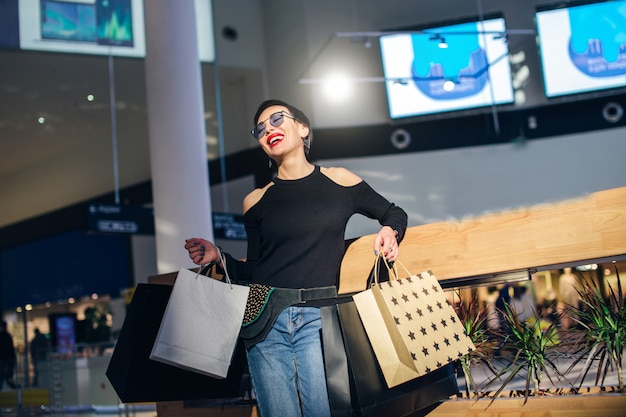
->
[322, 72, 353, 102]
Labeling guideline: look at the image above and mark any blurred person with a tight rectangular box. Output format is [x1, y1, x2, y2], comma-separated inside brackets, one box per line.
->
[30, 328, 50, 387]
[541, 286, 558, 324]
[495, 283, 515, 331]
[557, 267, 579, 331]
[0, 321, 17, 390]
[485, 285, 501, 331]
[510, 285, 536, 323]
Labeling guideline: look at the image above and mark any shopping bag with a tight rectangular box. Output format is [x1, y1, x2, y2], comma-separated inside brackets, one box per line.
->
[353, 255, 475, 388]
[150, 266, 250, 379]
[105, 283, 249, 403]
[320, 299, 459, 417]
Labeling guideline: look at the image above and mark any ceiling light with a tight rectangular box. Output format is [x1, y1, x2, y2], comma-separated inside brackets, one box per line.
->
[322, 73, 353, 102]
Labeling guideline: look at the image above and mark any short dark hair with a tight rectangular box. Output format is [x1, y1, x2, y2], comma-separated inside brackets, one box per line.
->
[253, 99, 313, 155]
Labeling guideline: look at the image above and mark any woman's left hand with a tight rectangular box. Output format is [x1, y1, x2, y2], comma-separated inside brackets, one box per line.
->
[374, 226, 399, 261]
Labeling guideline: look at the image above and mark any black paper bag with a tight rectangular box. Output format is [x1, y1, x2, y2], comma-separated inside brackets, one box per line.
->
[321, 299, 459, 417]
[106, 283, 248, 403]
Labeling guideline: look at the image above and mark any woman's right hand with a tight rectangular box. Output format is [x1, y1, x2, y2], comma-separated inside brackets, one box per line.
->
[184, 238, 220, 265]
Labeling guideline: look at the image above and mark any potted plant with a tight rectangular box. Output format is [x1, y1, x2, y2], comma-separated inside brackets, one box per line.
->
[453, 291, 499, 398]
[481, 300, 568, 406]
[566, 266, 625, 392]
[435, 278, 626, 417]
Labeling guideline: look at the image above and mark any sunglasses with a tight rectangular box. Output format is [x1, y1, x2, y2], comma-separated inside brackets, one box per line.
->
[251, 111, 296, 139]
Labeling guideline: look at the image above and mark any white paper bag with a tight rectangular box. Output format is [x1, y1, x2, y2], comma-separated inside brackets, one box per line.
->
[150, 267, 250, 379]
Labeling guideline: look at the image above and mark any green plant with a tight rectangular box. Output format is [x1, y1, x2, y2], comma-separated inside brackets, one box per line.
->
[567, 266, 625, 391]
[483, 301, 568, 406]
[453, 292, 499, 398]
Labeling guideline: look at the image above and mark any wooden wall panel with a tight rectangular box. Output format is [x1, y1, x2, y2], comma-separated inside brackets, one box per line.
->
[339, 186, 626, 294]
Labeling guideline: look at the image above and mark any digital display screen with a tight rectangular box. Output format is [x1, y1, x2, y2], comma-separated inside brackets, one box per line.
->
[96, 0, 133, 46]
[49, 313, 77, 355]
[536, 0, 626, 98]
[40, 0, 96, 42]
[19, 0, 214, 60]
[379, 17, 514, 119]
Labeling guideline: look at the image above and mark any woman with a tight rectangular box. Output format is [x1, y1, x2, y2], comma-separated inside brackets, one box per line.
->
[184, 99, 407, 417]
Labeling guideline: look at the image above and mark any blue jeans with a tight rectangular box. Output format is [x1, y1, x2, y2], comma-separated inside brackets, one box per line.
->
[246, 306, 331, 417]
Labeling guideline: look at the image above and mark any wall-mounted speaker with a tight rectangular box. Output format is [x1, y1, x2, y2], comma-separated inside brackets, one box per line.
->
[390, 129, 411, 150]
[522, 93, 626, 139]
[602, 102, 624, 124]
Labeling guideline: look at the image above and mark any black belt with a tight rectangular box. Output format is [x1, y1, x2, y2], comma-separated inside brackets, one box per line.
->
[240, 285, 338, 347]
[292, 286, 337, 303]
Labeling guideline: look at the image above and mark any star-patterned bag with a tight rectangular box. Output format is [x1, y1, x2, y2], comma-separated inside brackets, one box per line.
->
[353, 255, 475, 388]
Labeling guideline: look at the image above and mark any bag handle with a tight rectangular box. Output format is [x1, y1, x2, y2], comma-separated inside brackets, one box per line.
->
[217, 247, 234, 287]
[196, 246, 234, 288]
[371, 254, 415, 286]
[388, 258, 413, 280]
[369, 252, 401, 287]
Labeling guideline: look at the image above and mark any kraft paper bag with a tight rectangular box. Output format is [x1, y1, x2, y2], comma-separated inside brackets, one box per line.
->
[150, 267, 250, 379]
[352, 283, 418, 388]
[353, 256, 475, 388]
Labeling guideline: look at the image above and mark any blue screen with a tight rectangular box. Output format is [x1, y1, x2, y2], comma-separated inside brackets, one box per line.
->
[536, 0, 626, 97]
[40, 0, 96, 42]
[380, 17, 514, 119]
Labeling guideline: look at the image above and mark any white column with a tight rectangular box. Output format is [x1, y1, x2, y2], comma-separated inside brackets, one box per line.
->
[144, 0, 213, 274]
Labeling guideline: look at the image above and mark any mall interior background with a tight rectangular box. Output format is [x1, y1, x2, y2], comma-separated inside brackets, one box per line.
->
[0, 0, 625, 408]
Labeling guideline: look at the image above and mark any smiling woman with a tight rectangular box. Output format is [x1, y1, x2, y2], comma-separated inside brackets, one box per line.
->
[184, 98, 408, 417]
[251, 99, 314, 158]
